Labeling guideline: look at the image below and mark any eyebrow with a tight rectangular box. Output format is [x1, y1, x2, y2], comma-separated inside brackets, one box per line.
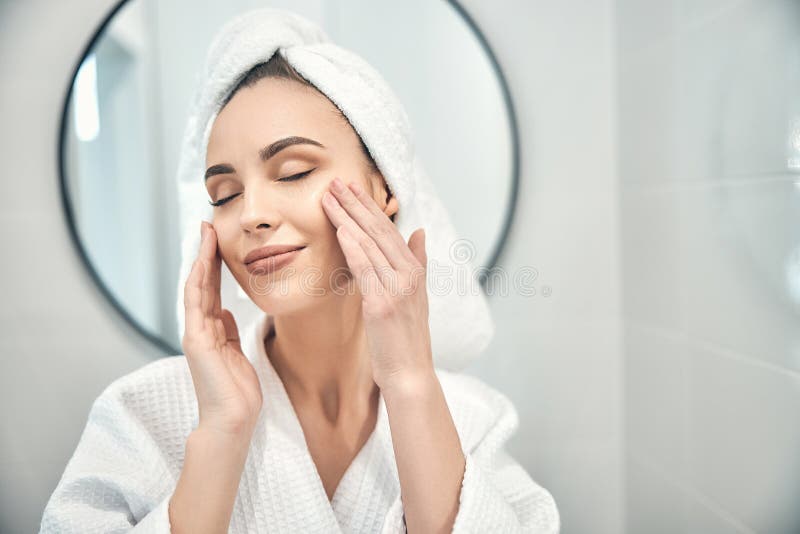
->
[204, 136, 325, 182]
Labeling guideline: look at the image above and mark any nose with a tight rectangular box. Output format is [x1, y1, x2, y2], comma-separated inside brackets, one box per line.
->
[238, 182, 276, 234]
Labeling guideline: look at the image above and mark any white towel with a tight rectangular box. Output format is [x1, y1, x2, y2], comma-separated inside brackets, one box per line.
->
[173, 7, 494, 370]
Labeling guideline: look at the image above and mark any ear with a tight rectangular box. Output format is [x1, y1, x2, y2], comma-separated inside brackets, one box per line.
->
[384, 195, 399, 221]
[370, 174, 399, 222]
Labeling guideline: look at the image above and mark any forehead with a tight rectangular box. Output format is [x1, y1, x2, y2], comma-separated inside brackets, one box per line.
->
[206, 78, 346, 161]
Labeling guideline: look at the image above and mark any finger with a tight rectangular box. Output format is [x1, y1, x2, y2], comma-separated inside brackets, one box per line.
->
[199, 224, 215, 317]
[337, 225, 385, 301]
[326, 193, 399, 290]
[327, 178, 413, 270]
[347, 180, 420, 268]
[324, 191, 396, 288]
[204, 222, 222, 316]
[184, 259, 206, 339]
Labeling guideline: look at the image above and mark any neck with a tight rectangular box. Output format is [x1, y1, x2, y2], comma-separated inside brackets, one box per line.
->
[265, 294, 378, 428]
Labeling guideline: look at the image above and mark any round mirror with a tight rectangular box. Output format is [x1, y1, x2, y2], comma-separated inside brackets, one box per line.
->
[60, 0, 520, 355]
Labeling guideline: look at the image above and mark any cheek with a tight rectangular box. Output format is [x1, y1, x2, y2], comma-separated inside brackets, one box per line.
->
[304, 184, 338, 230]
[295, 192, 343, 256]
[305, 201, 339, 252]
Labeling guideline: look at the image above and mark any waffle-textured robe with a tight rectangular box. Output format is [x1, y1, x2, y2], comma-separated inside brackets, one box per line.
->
[39, 313, 560, 533]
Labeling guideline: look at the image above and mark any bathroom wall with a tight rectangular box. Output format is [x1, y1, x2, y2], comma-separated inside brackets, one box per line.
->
[0, 0, 624, 532]
[463, 2, 623, 533]
[618, 0, 800, 532]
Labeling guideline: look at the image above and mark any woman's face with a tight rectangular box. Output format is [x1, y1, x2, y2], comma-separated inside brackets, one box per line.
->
[205, 77, 397, 315]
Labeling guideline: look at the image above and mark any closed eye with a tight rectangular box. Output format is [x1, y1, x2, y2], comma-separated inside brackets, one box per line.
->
[208, 168, 315, 207]
[278, 168, 315, 183]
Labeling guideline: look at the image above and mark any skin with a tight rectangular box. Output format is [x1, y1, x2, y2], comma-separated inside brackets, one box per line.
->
[174, 77, 466, 533]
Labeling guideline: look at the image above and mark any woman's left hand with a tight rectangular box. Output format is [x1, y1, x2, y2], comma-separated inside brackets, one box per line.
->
[321, 176, 433, 393]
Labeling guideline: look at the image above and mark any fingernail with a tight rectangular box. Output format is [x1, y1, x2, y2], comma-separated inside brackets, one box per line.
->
[331, 177, 345, 192]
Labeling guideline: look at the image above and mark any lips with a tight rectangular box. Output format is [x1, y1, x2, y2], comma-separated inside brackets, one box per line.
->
[244, 244, 306, 276]
[244, 244, 305, 265]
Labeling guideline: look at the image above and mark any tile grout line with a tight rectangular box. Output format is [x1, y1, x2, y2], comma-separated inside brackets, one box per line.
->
[628, 447, 756, 534]
[624, 319, 800, 380]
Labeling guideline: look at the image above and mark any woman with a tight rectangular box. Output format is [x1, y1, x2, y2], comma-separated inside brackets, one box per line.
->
[40, 8, 559, 534]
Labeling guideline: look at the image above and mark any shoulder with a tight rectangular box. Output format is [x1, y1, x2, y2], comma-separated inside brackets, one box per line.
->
[432, 367, 520, 452]
[90, 356, 198, 457]
[432, 369, 561, 530]
[101, 355, 194, 398]
[99, 355, 196, 409]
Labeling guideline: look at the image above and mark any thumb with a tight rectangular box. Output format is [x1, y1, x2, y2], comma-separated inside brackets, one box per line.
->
[220, 308, 243, 353]
[408, 227, 427, 266]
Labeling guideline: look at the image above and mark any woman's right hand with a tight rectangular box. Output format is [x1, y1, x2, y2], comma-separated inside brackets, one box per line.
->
[182, 220, 263, 437]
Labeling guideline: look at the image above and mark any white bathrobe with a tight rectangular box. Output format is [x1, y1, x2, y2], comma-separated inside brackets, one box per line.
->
[39, 312, 560, 533]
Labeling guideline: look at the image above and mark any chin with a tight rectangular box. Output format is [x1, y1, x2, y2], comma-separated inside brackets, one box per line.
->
[248, 280, 326, 313]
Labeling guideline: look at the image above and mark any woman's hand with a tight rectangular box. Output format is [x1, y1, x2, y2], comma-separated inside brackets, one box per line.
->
[182, 220, 263, 437]
[321, 177, 434, 393]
